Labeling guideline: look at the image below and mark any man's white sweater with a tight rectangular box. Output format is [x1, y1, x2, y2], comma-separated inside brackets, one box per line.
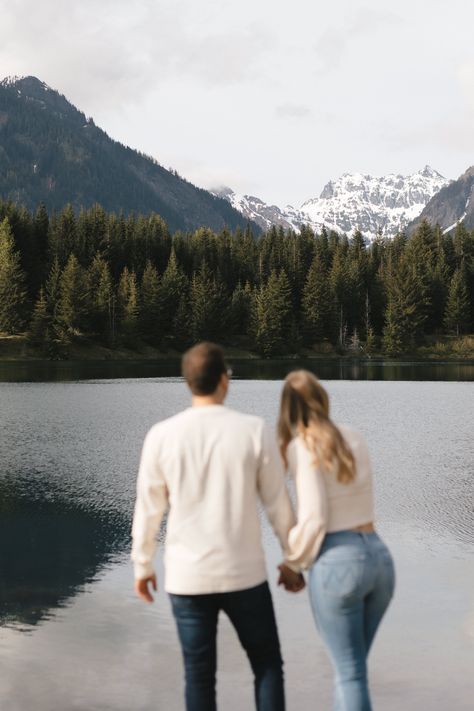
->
[131, 404, 295, 594]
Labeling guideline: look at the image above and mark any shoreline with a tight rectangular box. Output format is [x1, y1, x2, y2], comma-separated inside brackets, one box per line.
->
[1, 334, 474, 364]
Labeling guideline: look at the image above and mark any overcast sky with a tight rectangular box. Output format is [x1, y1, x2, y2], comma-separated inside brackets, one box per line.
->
[1, 0, 474, 206]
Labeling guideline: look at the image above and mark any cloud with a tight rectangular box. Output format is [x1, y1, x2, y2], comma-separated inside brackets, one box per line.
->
[275, 103, 312, 119]
[0, 0, 272, 112]
[379, 61, 474, 157]
[313, 7, 404, 74]
[458, 61, 474, 112]
[381, 117, 474, 156]
[170, 25, 271, 85]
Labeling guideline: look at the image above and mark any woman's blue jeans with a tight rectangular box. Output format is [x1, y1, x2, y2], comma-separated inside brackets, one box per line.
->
[169, 581, 284, 711]
[309, 531, 395, 711]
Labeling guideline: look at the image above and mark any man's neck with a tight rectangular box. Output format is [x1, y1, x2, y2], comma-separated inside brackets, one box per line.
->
[191, 395, 225, 408]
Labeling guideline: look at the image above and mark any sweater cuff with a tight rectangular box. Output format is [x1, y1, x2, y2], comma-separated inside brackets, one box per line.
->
[134, 561, 155, 580]
[283, 559, 303, 574]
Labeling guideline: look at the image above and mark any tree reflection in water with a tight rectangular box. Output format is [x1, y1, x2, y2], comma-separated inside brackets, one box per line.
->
[0, 479, 130, 629]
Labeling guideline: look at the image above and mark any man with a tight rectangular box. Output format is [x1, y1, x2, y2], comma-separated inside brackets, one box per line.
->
[131, 341, 304, 711]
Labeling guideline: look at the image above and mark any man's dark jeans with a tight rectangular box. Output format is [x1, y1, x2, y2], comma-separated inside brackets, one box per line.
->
[169, 581, 285, 711]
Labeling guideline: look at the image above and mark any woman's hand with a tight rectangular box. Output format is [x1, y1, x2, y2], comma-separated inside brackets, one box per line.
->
[277, 563, 306, 593]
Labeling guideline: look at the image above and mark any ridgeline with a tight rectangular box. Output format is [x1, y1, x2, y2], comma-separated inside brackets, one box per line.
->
[0, 76, 255, 234]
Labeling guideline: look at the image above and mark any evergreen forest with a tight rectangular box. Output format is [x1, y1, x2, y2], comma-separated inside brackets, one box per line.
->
[0, 200, 473, 359]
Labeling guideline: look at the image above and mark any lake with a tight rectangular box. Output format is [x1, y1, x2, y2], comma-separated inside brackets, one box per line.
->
[0, 365, 473, 710]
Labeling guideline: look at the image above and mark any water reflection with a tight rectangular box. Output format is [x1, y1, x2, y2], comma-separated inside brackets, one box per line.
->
[0, 358, 473, 383]
[0, 479, 129, 629]
[232, 358, 474, 382]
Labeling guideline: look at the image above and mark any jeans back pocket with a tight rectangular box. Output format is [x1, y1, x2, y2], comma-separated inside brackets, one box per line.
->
[318, 558, 366, 600]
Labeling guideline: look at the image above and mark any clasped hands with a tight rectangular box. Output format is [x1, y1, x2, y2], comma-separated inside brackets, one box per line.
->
[277, 563, 306, 593]
[135, 566, 305, 603]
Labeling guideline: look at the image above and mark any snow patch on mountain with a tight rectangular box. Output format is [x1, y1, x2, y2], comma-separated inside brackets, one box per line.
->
[212, 187, 309, 232]
[214, 166, 449, 240]
[443, 196, 471, 234]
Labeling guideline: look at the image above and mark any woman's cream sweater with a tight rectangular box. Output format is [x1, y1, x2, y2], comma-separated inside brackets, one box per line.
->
[285, 425, 375, 572]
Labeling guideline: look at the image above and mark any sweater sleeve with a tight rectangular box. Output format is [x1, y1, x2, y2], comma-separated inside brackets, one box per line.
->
[284, 438, 328, 573]
[257, 423, 296, 556]
[131, 428, 169, 580]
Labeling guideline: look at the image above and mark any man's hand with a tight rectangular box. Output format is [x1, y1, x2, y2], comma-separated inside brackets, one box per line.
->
[135, 574, 157, 603]
[277, 563, 306, 593]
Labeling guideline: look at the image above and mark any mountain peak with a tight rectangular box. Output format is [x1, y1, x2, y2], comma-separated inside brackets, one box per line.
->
[459, 165, 474, 180]
[211, 185, 235, 199]
[1, 75, 80, 121]
[1, 75, 54, 96]
[8, 75, 50, 88]
[419, 165, 444, 179]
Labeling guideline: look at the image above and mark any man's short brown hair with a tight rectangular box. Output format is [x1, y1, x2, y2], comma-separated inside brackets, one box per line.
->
[182, 342, 228, 395]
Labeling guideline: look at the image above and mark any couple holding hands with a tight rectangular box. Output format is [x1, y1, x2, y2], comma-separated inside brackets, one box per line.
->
[131, 342, 395, 711]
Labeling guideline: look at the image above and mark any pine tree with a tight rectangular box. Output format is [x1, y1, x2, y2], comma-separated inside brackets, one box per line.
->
[314, 227, 330, 269]
[230, 281, 252, 336]
[28, 287, 50, 346]
[56, 254, 88, 340]
[443, 267, 470, 336]
[140, 261, 162, 343]
[118, 267, 139, 339]
[117, 266, 131, 318]
[302, 255, 333, 346]
[33, 203, 50, 287]
[452, 224, 474, 330]
[189, 262, 224, 342]
[172, 294, 191, 350]
[87, 254, 113, 337]
[45, 258, 62, 325]
[252, 269, 292, 357]
[381, 299, 404, 356]
[349, 328, 361, 353]
[365, 326, 376, 355]
[367, 241, 386, 336]
[0, 218, 28, 333]
[347, 232, 368, 333]
[406, 220, 436, 331]
[52, 205, 78, 266]
[329, 247, 351, 346]
[382, 257, 425, 355]
[430, 244, 449, 333]
[125, 271, 139, 336]
[364, 292, 376, 354]
[160, 250, 188, 336]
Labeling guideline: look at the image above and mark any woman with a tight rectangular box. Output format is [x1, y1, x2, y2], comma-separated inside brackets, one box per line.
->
[277, 370, 395, 711]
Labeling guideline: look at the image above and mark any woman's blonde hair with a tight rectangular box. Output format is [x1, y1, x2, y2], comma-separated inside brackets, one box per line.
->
[278, 370, 355, 484]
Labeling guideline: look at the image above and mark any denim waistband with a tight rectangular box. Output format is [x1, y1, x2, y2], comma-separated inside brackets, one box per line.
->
[322, 530, 381, 548]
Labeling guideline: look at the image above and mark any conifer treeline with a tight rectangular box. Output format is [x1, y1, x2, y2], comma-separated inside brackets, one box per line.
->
[0, 201, 473, 358]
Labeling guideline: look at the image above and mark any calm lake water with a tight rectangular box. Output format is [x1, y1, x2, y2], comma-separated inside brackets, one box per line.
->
[0, 366, 473, 710]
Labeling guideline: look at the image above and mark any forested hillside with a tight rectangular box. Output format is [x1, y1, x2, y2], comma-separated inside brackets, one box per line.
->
[0, 76, 254, 234]
[0, 199, 473, 358]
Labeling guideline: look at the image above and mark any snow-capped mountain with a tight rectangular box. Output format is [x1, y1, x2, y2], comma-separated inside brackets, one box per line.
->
[212, 187, 307, 233]
[214, 166, 449, 240]
[301, 166, 448, 239]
